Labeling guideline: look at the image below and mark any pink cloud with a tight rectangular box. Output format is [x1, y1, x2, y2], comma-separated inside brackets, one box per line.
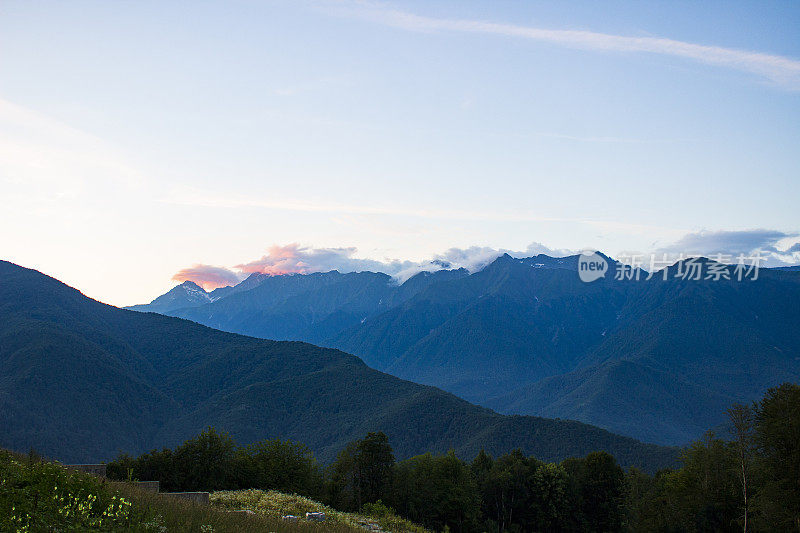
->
[235, 243, 390, 275]
[172, 264, 242, 290]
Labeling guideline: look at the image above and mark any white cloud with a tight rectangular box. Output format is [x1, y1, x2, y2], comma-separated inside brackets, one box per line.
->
[391, 243, 577, 281]
[174, 242, 578, 289]
[235, 243, 412, 276]
[656, 229, 800, 267]
[172, 264, 247, 290]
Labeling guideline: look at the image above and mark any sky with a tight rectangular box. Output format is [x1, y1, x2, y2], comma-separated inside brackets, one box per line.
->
[1, 0, 799, 305]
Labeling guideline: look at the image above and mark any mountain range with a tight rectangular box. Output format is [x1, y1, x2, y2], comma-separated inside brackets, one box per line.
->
[129, 254, 800, 446]
[0, 260, 675, 471]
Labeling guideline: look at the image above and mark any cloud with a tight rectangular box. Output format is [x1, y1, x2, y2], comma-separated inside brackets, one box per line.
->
[171, 242, 578, 288]
[392, 246, 507, 282]
[235, 243, 408, 276]
[331, 4, 800, 90]
[519, 242, 576, 258]
[658, 229, 796, 255]
[393, 242, 577, 281]
[167, 230, 800, 291]
[161, 186, 684, 239]
[172, 264, 244, 290]
[656, 229, 800, 267]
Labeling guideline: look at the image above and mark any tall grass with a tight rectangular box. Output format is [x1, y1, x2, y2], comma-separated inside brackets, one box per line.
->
[0, 449, 368, 532]
[212, 489, 431, 533]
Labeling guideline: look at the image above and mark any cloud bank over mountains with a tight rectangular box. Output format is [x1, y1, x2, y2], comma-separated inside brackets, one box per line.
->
[170, 265, 244, 291]
[171, 242, 573, 290]
[655, 229, 800, 264]
[171, 230, 800, 291]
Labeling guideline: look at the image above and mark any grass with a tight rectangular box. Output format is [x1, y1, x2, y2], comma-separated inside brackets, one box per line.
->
[211, 489, 431, 533]
[108, 482, 369, 533]
[0, 449, 430, 532]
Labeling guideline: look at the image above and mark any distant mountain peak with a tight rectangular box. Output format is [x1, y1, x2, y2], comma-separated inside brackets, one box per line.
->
[1, 258, 679, 470]
[124, 278, 212, 313]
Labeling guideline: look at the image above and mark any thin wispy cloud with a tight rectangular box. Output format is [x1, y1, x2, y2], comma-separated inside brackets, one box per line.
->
[331, 3, 800, 90]
[160, 186, 684, 237]
[527, 131, 699, 144]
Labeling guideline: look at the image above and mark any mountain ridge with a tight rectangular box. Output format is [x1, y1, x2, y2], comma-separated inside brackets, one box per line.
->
[0, 259, 676, 471]
[125, 254, 800, 446]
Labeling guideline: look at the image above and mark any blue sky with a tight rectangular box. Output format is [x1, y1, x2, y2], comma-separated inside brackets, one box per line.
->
[1, 0, 798, 304]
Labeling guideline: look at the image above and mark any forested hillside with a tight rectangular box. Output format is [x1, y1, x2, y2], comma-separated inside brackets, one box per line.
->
[0, 260, 675, 471]
[104, 383, 800, 532]
[131, 253, 800, 446]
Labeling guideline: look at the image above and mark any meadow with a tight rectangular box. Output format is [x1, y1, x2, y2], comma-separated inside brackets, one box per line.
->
[0, 448, 419, 532]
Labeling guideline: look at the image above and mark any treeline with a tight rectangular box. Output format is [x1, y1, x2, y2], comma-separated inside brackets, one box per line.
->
[625, 383, 800, 532]
[107, 383, 800, 532]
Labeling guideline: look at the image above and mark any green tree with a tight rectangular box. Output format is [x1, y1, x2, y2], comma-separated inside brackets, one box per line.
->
[470, 450, 497, 531]
[526, 461, 569, 531]
[329, 432, 395, 511]
[238, 438, 322, 497]
[357, 432, 395, 505]
[753, 383, 800, 531]
[664, 433, 740, 532]
[480, 449, 531, 531]
[392, 451, 480, 532]
[106, 453, 136, 482]
[563, 451, 626, 532]
[172, 427, 237, 491]
[728, 403, 755, 532]
[473, 449, 568, 532]
[329, 440, 359, 510]
[120, 447, 181, 491]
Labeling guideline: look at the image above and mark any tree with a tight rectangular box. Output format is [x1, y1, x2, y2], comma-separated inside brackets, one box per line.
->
[470, 449, 493, 486]
[664, 433, 740, 532]
[123, 447, 181, 491]
[239, 438, 322, 497]
[728, 403, 755, 532]
[482, 449, 531, 530]
[526, 461, 568, 531]
[392, 451, 480, 532]
[357, 432, 395, 505]
[563, 451, 626, 532]
[624, 467, 677, 533]
[470, 450, 497, 530]
[173, 427, 237, 491]
[329, 440, 360, 510]
[105, 453, 136, 482]
[329, 432, 395, 511]
[753, 383, 800, 531]
[473, 449, 568, 532]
